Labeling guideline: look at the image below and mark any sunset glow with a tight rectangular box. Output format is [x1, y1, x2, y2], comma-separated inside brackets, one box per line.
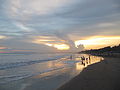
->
[0, 0, 120, 89]
[44, 43, 69, 50]
[53, 44, 70, 50]
[33, 38, 70, 50]
[75, 36, 120, 49]
[0, 0, 120, 52]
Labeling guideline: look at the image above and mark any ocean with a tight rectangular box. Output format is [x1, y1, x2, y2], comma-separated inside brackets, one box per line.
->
[0, 53, 103, 90]
[0, 53, 81, 84]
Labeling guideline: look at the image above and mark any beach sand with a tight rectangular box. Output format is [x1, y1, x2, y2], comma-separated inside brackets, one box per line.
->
[57, 57, 120, 90]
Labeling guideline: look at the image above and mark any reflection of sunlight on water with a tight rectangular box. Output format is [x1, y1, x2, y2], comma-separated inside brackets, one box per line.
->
[32, 54, 104, 80]
[79, 54, 104, 67]
[75, 57, 81, 60]
[76, 62, 84, 71]
[33, 67, 73, 79]
[29, 54, 105, 90]
[0, 53, 105, 90]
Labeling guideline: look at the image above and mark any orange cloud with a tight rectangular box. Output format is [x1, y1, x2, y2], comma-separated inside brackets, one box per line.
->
[32, 36, 70, 50]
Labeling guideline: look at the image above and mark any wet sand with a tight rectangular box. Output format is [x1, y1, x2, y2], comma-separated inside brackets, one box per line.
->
[57, 57, 120, 90]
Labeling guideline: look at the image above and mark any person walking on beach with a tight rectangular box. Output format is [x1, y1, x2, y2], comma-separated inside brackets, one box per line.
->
[86, 58, 88, 64]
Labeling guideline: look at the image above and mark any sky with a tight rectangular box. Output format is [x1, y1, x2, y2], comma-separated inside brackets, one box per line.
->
[0, 0, 120, 53]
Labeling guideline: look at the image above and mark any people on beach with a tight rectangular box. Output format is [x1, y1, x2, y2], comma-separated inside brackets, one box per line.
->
[81, 56, 85, 60]
[81, 56, 86, 66]
[81, 56, 91, 66]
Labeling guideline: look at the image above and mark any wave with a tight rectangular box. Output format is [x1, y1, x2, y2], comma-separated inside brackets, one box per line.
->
[0, 55, 70, 70]
[0, 60, 80, 84]
[0, 54, 81, 84]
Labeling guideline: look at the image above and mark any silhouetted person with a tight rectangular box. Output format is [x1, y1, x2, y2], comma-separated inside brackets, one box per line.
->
[81, 56, 86, 65]
[82, 56, 85, 60]
[86, 58, 88, 64]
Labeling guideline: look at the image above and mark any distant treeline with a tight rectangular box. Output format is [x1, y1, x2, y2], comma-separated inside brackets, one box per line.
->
[80, 44, 120, 57]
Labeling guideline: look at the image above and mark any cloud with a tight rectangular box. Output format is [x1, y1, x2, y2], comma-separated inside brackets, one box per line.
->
[31, 34, 84, 51]
[4, 0, 73, 20]
[3, 0, 120, 34]
[14, 23, 32, 32]
[95, 23, 116, 28]
[0, 0, 120, 52]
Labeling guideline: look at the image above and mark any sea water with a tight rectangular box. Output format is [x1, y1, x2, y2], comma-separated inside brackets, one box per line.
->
[0, 53, 82, 84]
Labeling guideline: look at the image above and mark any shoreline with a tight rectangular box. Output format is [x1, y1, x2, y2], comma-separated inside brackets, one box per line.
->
[57, 57, 120, 90]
